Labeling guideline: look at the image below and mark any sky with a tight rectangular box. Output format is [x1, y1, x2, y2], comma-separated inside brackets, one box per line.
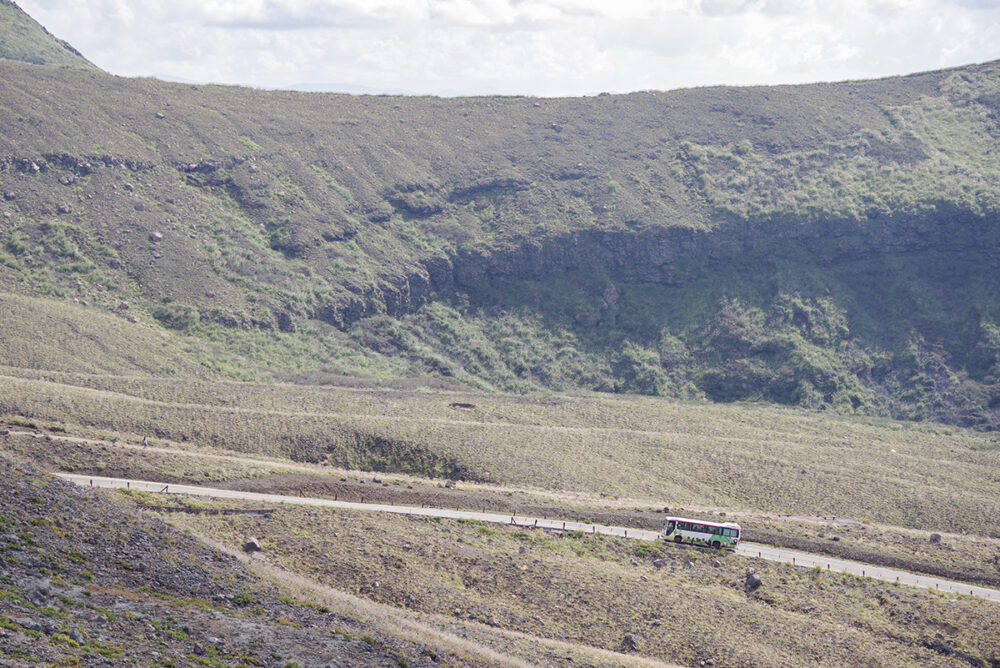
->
[16, 0, 1000, 97]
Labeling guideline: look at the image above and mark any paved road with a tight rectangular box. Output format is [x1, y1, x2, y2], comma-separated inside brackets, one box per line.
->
[56, 473, 1000, 603]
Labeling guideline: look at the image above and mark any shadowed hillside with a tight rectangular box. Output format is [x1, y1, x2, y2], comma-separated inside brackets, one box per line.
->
[0, 42, 998, 426]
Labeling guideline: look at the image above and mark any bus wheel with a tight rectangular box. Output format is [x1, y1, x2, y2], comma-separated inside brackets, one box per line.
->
[674, 535, 683, 544]
[711, 541, 721, 549]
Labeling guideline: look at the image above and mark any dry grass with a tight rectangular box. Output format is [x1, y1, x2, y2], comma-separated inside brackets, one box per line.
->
[2, 368, 998, 537]
[193, 528, 681, 668]
[6, 419, 1000, 587]
[166, 501, 1000, 668]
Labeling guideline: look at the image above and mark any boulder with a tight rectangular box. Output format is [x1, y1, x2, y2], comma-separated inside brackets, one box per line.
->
[745, 568, 762, 594]
[242, 537, 262, 553]
[621, 634, 640, 652]
[929, 533, 942, 544]
[652, 558, 667, 569]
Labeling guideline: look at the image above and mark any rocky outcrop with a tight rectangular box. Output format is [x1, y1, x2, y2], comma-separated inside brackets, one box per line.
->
[312, 204, 999, 331]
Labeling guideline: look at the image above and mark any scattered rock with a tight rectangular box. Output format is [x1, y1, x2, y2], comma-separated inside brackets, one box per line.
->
[69, 629, 85, 644]
[518, 546, 528, 555]
[745, 568, 762, 594]
[134, 201, 145, 212]
[155, 112, 166, 119]
[124, 182, 134, 191]
[3, 191, 15, 200]
[930, 533, 942, 544]
[242, 537, 262, 553]
[372, 477, 382, 484]
[444, 480, 456, 489]
[3, 211, 10, 219]
[12, 617, 40, 633]
[149, 231, 163, 242]
[712, 559, 722, 568]
[118, 301, 130, 310]
[683, 560, 694, 570]
[621, 634, 640, 652]
[652, 558, 667, 569]
[56, 203, 71, 214]
[192, 643, 206, 656]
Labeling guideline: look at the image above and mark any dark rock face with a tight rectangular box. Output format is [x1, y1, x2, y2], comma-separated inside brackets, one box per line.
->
[745, 568, 763, 594]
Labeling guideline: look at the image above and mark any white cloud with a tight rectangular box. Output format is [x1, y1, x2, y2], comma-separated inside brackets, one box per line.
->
[14, 0, 1000, 95]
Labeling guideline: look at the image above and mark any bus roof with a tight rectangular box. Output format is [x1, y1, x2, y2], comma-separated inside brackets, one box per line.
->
[664, 516, 741, 530]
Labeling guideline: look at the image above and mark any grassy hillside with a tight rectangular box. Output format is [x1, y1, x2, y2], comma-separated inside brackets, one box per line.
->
[2, 370, 997, 535]
[0, 0, 94, 69]
[0, 34, 998, 426]
[175, 503, 1000, 668]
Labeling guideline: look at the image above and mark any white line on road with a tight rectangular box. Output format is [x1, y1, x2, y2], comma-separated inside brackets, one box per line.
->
[55, 473, 1000, 603]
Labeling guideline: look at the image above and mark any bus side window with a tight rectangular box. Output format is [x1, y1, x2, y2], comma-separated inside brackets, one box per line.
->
[664, 521, 676, 534]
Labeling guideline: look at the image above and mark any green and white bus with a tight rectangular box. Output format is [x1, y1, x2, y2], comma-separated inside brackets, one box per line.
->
[661, 516, 741, 549]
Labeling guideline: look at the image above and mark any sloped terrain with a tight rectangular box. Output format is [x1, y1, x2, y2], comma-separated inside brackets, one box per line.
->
[0, 53, 999, 426]
[0, 0, 94, 69]
[0, 456, 472, 666]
